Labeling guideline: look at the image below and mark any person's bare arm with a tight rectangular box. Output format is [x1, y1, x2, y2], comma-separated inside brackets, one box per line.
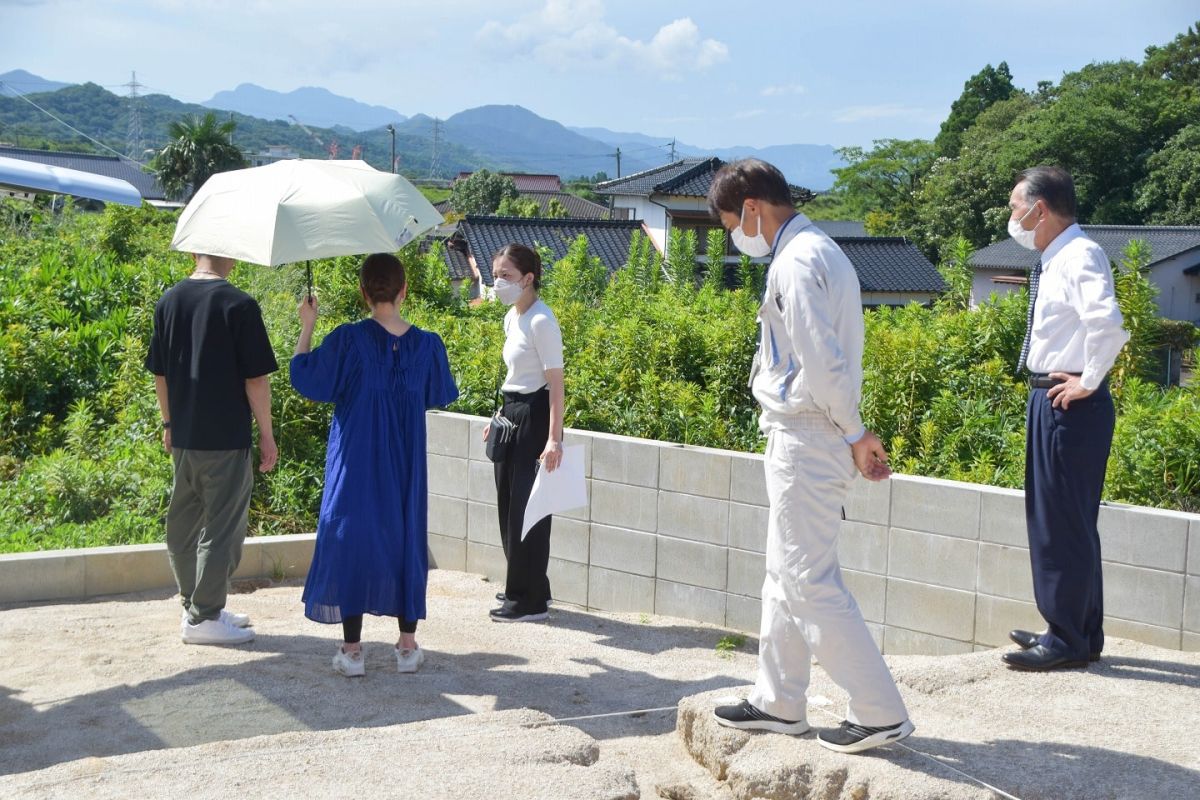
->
[245, 375, 277, 472]
[539, 367, 565, 471]
[154, 375, 171, 453]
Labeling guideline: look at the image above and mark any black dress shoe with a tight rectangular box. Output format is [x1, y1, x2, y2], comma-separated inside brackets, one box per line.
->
[1009, 629, 1101, 661]
[1002, 645, 1089, 671]
[1009, 629, 1041, 649]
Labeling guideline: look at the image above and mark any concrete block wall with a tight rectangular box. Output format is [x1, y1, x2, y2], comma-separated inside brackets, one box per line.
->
[425, 412, 1200, 654]
[3, 410, 1198, 657]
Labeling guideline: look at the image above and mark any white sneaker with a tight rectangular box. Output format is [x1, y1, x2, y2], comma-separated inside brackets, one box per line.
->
[180, 617, 255, 646]
[182, 609, 251, 628]
[395, 645, 425, 673]
[332, 647, 365, 677]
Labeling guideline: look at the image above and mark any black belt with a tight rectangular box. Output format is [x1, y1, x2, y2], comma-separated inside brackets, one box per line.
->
[1028, 373, 1079, 390]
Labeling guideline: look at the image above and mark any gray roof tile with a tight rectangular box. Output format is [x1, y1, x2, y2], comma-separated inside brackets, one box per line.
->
[452, 216, 644, 285]
[834, 237, 946, 293]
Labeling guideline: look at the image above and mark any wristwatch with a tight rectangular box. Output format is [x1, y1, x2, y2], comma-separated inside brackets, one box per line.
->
[162, 420, 171, 429]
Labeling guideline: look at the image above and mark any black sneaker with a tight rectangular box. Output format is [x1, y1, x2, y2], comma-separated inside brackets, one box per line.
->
[495, 593, 554, 606]
[817, 719, 915, 753]
[489, 605, 549, 623]
[713, 700, 809, 735]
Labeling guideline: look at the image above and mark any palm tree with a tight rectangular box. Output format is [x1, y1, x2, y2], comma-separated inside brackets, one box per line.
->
[154, 113, 246, 201]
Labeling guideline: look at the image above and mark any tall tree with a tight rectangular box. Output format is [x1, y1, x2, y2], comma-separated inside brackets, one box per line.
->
[153, 112, 246, 202]
[1136, 124, 1200, 224]
[1143, 21, 1200, 84]
[935, 62, 1018, 158]
[450, 170, 518, 215]
[830, 138, 937, 232]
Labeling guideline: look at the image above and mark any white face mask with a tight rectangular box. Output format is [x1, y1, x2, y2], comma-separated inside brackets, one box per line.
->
[731, 205, 772, 258]
[493, 276, 525, 306]
[1007, 203, 1042, 250]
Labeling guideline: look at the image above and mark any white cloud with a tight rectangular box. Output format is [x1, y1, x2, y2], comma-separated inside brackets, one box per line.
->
[833, 104, 935, 123]
[476, 1, 728, 76]
[733, 108, 767, 120]
[761, 83, 806, 97]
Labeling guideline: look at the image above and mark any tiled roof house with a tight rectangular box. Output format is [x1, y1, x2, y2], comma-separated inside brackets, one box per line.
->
[0, 145, 170, 206]
[971, 225, 1200, 322]
[596, 158, 942, 305]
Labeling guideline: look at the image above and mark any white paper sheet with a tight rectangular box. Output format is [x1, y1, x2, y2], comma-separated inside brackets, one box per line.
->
[521, 445, 587, 540]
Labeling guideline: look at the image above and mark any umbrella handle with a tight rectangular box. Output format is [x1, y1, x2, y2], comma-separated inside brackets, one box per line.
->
[306, 261, 313, 301]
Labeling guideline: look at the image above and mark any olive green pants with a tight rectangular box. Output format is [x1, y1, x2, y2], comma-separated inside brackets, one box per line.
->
[167, 448, 253, 624]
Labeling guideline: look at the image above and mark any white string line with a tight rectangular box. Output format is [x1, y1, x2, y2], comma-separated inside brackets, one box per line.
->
[0, 82, 146, 166]
[808, 704, 1025, 800]
[15, 701, 1024, 800]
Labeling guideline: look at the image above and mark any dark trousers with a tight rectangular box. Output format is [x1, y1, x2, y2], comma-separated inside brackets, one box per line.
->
[1024, 382, 1114, 659]
[167, 448, 253, 623]
[494, 387, 552, 613]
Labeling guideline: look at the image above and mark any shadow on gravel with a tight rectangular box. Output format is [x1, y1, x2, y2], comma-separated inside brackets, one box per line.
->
[0, 610, 746, 776]
[883, 735, 1200, 799]
[1088, 654, 1200, 689]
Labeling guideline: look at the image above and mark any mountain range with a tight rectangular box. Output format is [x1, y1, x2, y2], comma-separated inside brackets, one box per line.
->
[0, 70, 842, 188]
[202, 83, 406, 131]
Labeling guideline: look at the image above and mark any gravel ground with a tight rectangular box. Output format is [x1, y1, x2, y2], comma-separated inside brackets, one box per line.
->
[1, 569, 1197, 799]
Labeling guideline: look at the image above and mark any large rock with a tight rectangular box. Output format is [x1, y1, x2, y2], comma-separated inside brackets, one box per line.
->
[678, 690, 985, 800]
[679, 638, 1200, 800]
[1, 708, 640, 800]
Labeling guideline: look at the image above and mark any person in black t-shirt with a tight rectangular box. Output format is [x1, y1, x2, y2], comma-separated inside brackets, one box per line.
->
[146, 253, 278, 646]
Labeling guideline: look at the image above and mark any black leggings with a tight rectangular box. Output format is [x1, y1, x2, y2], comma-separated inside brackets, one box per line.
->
[342, 615, 417, 644]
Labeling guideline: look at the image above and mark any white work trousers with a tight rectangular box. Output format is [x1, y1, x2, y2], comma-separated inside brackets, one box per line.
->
[748, 427, 908, 726]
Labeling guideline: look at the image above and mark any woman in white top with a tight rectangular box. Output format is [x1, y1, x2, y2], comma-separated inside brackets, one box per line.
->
[484, 244, 565, 622]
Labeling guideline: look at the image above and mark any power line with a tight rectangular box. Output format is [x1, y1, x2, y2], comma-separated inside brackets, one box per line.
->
[0, 81, 145, 166]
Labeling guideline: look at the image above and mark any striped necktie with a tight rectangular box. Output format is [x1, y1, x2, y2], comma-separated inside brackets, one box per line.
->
[1016, 264, 1041, 373]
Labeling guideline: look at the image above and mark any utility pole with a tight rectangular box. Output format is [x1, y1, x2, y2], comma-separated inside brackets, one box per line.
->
[427, 118, 442, 180]
[121, 71, 145, 161]
[669, 138, 676, 162]
[615, 147, 621, 178]
[386, 123, 396, 173]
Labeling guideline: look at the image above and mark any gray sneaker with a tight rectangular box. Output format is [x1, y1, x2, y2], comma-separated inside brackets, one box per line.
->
[180, 617, 255, 646]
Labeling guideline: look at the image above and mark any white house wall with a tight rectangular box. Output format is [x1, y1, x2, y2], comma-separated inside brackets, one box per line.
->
[1149, 252, 1200, 323]
[971, 268, 1022, 308]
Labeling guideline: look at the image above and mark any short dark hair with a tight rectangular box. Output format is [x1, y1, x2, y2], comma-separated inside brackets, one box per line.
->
[493, 243, 542, 289]
[1016, 166, 1077, 219]
[359, 252, 406, 304]
[707, 159, 793, 218]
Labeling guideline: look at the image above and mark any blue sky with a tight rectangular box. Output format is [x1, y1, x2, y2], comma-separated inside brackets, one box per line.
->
[1, 1, 1196, 149]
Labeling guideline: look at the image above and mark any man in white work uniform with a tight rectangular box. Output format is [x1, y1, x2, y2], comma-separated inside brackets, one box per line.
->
[706, 159, 913, 754]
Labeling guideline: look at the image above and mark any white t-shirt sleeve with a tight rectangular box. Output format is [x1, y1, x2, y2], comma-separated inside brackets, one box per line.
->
[530, 310, 564, 371]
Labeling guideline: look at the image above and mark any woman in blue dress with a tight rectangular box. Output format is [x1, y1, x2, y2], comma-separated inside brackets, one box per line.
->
[291, 253, 458, 677]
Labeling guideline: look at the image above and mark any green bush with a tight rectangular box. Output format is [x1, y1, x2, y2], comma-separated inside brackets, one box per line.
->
[1, 202, 1197, 554]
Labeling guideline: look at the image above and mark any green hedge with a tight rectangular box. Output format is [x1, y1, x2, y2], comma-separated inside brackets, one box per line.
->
[1, 204, 1196, 554]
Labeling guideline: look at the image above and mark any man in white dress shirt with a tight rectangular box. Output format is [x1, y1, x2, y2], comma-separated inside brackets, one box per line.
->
[706, 159, 913, 754]
[1002, 166, 1129, 672]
